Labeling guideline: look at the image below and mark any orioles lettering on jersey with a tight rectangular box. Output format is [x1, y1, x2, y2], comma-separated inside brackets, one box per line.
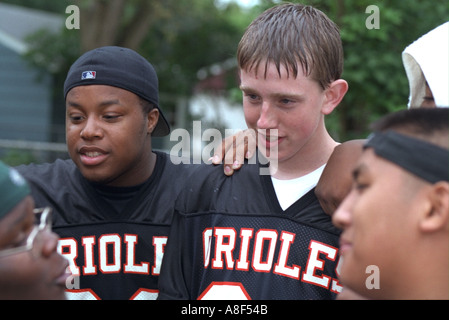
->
[58, 233, 168, 300]
[202, 227, 343, 294]
[58, 234, 167, 276]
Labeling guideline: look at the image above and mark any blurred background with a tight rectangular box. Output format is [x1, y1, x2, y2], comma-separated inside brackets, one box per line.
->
[0, 0, 447, 165]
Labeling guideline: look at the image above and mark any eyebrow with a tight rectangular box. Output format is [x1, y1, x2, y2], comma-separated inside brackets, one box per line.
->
[239, 85, 305, 100]
[67, 99, 122, 109]
[239, 85, 255, 93]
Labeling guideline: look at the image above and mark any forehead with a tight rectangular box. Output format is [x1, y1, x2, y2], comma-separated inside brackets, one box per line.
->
[356, 149, 409, 181]
[239, 61, 319, 94]
[240, 60, 308, 80]
[66, 85, 140, 103]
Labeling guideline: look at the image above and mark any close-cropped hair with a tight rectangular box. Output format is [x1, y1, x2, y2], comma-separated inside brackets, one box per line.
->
[237, 3, 344, 90]
[370, 108, 449, 149]
[139, 97, 155, 115]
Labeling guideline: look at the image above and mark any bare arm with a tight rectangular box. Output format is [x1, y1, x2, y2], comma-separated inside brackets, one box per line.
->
[315, 139, 366, 216]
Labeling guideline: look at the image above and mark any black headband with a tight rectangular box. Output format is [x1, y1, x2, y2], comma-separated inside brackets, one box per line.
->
[364, 131, 449, 183]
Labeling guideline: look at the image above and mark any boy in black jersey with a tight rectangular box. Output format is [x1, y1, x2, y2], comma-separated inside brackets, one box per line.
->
[16, 46, 190, 300]
[14, 46, 254, 300]
[158, 3, 348, 300]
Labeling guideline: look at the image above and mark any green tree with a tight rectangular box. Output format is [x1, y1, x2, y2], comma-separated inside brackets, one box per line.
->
[237, 0, 448, 140]
[20, 0, 254, 147]
[302, 0, 448, 140]
[16, 0, 449, 143]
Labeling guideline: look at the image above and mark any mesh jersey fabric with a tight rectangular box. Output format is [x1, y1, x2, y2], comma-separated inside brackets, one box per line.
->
[16, 151, 193, 300]
[158, 154, 342, 300]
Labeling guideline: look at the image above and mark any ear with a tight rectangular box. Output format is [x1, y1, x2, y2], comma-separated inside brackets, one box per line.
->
[147, 108, 160, 134]
[419, 181, 449, 233]
[322, 79, 348, 115]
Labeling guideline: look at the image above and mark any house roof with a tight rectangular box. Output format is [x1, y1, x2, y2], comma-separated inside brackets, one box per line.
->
[0, 2, 63, 54]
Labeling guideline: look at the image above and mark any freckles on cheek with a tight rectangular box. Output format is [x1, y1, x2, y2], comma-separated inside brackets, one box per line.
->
[290, 120, 312, 137]
[243, 108, 258, 128]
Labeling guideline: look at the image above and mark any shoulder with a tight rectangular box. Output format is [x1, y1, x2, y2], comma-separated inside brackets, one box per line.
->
[289, 189, 341, 236]
[183, 160, 260, 193]
[16, 158, 77, 182]
[174, 159, 266, 215]
[15, 159, 81, 210]
[152, 151, 198, 199]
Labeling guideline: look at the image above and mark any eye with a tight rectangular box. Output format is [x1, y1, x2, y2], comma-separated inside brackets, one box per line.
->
[102, 113, 122, 122]
[68, 113, 85, 123]
[243, 92, 261, 104]
[277, 96, 300, 109]
[13, 233, 28, 248]
[353, 181, 369, 193]
[9, 222, 34, 249]
[280, 98, 293, 105]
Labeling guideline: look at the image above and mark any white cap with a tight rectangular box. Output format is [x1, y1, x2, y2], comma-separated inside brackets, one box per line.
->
[402, 22, 449, 108]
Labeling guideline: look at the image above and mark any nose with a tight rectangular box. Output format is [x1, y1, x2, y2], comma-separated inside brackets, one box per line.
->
[332, 191, 355, 230]
[39, 229, 60, 259]
[256, 102, 277, 129]
[80, 117, 103, 140]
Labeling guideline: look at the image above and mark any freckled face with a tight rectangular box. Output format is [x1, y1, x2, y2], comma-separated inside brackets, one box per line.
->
[66, 85, 156, 186]
[240, 63, 328, 165]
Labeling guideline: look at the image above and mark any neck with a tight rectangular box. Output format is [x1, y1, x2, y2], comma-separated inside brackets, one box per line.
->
[106, 151, 157, 187]
[405, 239, 449, 299]
[387, 236, 449, 299]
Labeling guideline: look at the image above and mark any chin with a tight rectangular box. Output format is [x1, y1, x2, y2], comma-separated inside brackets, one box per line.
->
[80, 169, 113, 185]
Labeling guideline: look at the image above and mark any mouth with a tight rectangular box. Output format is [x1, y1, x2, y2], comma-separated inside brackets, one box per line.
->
[264, 135, 280, 142]
[78, 146, 109, 166]
[55, 260, 71, 288]
[339, 236, 352, 255]
[85, 151, 103, 157]
[257, 131, 283, 149]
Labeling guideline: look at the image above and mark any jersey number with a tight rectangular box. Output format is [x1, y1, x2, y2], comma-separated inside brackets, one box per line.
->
[197, 282, 251, 300]
[65, 288, 159, 300]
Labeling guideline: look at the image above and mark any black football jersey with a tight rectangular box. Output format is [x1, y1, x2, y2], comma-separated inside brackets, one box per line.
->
[158, 158, 342, 300]
[17, 151, 192, 300]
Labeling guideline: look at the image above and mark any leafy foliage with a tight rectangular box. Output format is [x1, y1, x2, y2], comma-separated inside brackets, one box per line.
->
[12, 0, 449, 142]
[307, 0, 448, 140]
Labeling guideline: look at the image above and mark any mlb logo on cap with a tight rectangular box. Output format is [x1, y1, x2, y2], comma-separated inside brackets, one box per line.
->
[81, 71, 96, 80]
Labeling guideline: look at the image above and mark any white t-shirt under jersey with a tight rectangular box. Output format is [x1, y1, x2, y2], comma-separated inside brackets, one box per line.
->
[271, 164, 326, 211]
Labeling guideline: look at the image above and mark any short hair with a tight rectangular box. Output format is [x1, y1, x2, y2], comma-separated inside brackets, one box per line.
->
[138, 97, 155, 115]
[237, 3, 344, 90]
[370, 108, 449, 149]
